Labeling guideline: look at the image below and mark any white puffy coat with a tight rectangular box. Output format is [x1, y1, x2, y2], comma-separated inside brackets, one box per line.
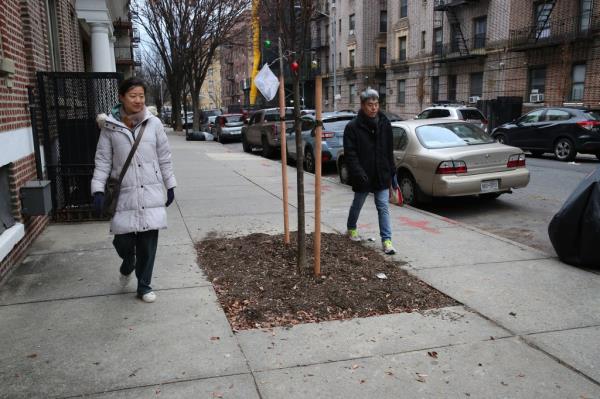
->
[91, 110, 177, 235]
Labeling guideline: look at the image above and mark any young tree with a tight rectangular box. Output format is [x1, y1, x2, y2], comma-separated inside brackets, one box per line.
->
[261, 0, 316, 272]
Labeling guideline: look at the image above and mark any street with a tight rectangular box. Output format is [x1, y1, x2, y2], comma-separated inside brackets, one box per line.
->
[222, 141, 599, 257]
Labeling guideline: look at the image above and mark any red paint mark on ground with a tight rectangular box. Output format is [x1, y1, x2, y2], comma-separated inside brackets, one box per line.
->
[358, 223, 375, 230]
[261, 162, 271, 167]
[398, 217, 440, 234]
[320, 185, 332, 192]
[439, 216, 460, 226]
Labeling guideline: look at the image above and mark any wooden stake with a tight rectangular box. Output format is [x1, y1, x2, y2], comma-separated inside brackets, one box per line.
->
[314, 76, 322, 276]
[278, 37, 290, 245]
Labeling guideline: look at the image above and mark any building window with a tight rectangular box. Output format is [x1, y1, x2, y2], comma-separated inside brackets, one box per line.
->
[397, 80, 406, 105]
[398, 36, 407, 61]
[434, 28, 443, 55]
[339, 19, 342, 34]
[324, 86, 329, 104]
[0, 166, 16, 236]
[349, 14, 355, 33]
[349, 84, 356, 103]
[339, 52, 342, 66]
[473, 17, 487, 49]
[448, 75, 457, 101]
[535, 2, 552, 39]
[379, 83, 386, 106]
[528, 67, 546, 94]
[431, 76, 439, 103]
[400, 0, 408, 18]
[470, 72, 483, 97]
[379, 47, 387, 67]
[325, 54, 330, 73]
[349, 49, 355, 67]
[450, 23, 461, 53]
[380, 10, 387, 32]
[421, 31, 426, 50]
[580, 0, 592, 32]
[571, 64, 586, 101]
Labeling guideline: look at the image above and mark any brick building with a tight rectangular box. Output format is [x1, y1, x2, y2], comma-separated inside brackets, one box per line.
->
[312, 0, 600, 118]
[0, 0, 135, 282]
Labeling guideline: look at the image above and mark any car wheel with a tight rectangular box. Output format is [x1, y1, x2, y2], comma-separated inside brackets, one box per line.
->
[554, 138, 576, 162]
[242, 133, 251, 153]
[494, 133, 507, 145]
[262, 136, 275, 158]
[398, 172, 422, 206]
[218, 132, 224, 144]
[304, 148, 315, 173]
[338, 157, 350, 185]
[480, 192, 502, 200]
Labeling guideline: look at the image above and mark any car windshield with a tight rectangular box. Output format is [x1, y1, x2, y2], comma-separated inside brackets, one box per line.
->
[584, 111, 600, 121]
[416, 123, 494, 148]
[323, 119, 352, 133]
[205, 110, 221, 117]
[459, 109, 485, 120]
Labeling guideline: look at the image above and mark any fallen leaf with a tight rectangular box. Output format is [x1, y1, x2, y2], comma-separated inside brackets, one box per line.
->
[509, 312, 517, 317]
[27, 353, 37, 359]
[210, 336, 220, 341]
[212, 392, 223, 398]
[359, 379, 366, 384]
[517, 373, 525, 378]
[501, 381, 508, 386]
[427, 351, 438, 359]
[351, 364, 359, 370]
[385, 371, 394, 376]
[416, 376, 426, 383]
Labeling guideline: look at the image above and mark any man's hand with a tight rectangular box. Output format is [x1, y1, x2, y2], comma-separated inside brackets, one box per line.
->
[165, 188, 175, 207]
[391, 174, 399, 190]
[93, 192, 104, 215]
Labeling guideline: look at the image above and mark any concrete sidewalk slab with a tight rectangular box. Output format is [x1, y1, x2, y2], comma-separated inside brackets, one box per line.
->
[254, 338, 600, 399]
[414, 258, 600, 335]
[85, 374, 259, 399]
[177, 195, 283, 218]
[0, 287, 247, 398]
[236, 306, 509, 372]
[0, 244, 206, 305]
[526, 326, 600, 382]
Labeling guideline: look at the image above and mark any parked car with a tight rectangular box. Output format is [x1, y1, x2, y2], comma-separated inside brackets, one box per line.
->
[337, 119, 530, 206]
[416, 104, 488, 132]
[286, 111, 356, 173]
[200, 109, 222, 131]
[211, 113, 245, 143]
[491, 107, 600, 161]
[180, 111, 194, 129]
[241, 107, 294, 158]
[382, 111, 403, 122]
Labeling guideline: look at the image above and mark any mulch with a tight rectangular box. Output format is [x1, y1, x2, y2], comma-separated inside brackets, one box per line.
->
[196, 232, 458, 331]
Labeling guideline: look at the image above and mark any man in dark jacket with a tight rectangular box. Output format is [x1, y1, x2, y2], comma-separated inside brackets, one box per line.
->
[343, 88, 398, 254]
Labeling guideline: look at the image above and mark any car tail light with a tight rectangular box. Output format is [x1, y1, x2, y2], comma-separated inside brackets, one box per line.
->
[321, 131, 335, 139]
[507, 154, 526, 168]
[436, 160, 467, 174]
[577, 121, 600, 131]
[482, 118, 488, 126]
[322, 152, 331, 162]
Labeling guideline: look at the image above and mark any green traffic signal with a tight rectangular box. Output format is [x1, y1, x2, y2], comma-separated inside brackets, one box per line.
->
[264, 39, 271, 48]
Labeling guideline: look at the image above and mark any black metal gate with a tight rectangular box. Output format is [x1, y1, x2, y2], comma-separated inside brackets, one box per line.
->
[37, 72, 122, 221]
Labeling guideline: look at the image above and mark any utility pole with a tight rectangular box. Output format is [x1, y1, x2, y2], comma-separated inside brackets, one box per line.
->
[331, 3, 337, 112]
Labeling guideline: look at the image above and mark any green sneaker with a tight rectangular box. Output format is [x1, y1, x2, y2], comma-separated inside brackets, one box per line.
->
[347, 228, 361, 242]
[382, 239, 396, 255]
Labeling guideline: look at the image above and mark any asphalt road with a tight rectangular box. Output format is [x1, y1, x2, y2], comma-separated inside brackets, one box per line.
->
[222, 140, 598, 256]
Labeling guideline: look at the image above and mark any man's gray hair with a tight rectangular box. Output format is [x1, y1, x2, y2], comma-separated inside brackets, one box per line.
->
[360, 88, 379, 104]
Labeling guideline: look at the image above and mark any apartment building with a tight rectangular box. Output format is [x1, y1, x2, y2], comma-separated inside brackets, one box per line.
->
[312, 0, 599, 118]
[220, 11, 253, 111]
[200, 52, 223, 111]
[313, 0, 388, 112]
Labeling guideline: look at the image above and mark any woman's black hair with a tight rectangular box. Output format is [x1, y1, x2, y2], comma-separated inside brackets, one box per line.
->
[118, 77, 147, 96]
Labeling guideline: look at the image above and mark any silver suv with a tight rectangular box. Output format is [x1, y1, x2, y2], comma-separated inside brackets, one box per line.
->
[241, 108, 294, 158]
[416, 105, 488, 132]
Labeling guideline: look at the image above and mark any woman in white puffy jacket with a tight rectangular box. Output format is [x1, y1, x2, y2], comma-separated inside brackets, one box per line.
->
[91, 77, 177, 303]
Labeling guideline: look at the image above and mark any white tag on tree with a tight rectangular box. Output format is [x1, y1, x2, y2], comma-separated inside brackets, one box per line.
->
[254, 64, 279, 101]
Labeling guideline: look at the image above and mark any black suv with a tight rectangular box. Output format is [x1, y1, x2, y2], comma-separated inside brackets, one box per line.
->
[492, 107, 600, 161]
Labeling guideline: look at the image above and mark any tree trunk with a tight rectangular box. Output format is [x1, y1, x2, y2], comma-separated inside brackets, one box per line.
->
[191, 91, 200, 131]
[293, 74, 306, 273]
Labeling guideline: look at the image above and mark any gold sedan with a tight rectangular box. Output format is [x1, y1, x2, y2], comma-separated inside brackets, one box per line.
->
[390, 119, 530, 205]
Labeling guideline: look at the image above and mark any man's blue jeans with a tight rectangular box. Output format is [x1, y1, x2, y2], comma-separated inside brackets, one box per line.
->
[347, 189, 392, 242]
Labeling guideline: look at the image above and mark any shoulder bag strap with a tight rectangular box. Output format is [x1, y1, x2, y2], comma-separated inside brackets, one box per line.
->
[117, 120, 148, 185]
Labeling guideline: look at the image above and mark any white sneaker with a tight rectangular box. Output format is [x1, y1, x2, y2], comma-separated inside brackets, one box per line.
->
[119, 273, 132, 287]
[141, 292, 156, 303]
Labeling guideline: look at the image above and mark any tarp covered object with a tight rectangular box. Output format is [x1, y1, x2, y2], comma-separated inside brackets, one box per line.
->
[548, 167, 600, 268]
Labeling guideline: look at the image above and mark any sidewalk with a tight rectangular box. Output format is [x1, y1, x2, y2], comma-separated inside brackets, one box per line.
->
[1, 132, 599, 398]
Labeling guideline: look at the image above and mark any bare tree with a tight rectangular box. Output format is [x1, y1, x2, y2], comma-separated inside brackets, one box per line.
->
[262, 0, 316, 272]
[140, 48, 167, 114]
[185, 0, 250, 130]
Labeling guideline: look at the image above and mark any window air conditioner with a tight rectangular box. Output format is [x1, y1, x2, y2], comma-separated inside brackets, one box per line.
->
[530, 93, 544, 103]
[468, 96, 481, 104]
[349, 29, 354, 35]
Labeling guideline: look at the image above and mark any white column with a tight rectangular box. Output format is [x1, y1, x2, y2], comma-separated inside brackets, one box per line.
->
[90, 22, 112, 72]
[108, 36, 116, 72]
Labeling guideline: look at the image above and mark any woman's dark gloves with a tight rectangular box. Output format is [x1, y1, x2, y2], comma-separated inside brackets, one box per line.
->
[165, 188, 175, 207]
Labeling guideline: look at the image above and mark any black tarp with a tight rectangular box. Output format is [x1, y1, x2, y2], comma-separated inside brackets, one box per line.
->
[548, 167, 600, 268]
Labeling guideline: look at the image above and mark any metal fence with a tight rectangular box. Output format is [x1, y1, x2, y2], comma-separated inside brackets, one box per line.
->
[37, 72, 121, 221]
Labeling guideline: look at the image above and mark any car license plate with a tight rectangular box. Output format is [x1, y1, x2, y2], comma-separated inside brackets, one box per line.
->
[481, 179, 499, 193]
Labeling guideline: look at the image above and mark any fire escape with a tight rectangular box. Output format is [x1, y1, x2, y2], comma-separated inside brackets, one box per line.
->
[433, 0, 482, 62]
